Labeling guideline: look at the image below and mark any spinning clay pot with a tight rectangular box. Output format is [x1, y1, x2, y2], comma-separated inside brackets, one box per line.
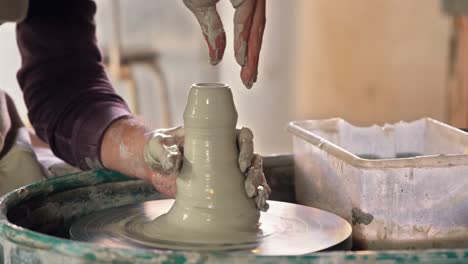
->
[137, 83, 260, 244]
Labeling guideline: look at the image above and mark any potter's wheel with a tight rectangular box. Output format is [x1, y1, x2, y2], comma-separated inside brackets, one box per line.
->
[70, 200, 351, 256]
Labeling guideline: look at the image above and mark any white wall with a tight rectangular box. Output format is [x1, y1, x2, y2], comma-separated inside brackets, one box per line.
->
[0, 23, 27, 122]
[293, 0, 451, 125]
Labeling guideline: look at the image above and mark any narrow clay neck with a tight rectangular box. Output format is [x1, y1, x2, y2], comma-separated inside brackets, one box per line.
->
[183, 83, 239, 163]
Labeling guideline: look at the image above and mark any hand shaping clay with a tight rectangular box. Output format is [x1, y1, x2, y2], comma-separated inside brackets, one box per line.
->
[69, 85, 352, 251]
[128, 83, 260, 245]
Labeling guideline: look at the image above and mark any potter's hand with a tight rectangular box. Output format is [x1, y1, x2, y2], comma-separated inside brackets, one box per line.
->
[183, 0, 266, 88]
[237, 127, 271, 212]
[144, 126, 271, 211]
[144, 126, 184, 197]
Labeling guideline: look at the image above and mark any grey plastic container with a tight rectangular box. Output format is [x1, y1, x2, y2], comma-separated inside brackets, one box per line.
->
[287, 118, 468, 250]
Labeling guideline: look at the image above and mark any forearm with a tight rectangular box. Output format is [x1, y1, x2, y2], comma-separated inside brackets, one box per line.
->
[17, 0, 132, 169]
[101, 117, 152, 179]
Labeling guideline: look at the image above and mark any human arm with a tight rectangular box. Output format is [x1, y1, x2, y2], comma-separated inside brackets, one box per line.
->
[16, 0, 132, 170]
[99, 117, 180, 197]
[16, 0, 270, 209]
[15, 0, 172, 194]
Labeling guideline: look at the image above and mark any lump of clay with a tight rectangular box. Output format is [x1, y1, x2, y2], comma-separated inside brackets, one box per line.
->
[135, 83, 260, 245]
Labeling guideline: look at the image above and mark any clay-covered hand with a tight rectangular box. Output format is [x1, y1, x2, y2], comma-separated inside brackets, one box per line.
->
[144, 126, 271, 211]
[236, 127, 271, 212]
[183, 0, 266, 88]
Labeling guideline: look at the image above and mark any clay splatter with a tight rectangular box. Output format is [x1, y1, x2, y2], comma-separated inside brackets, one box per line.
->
[352, 207, 374, 225]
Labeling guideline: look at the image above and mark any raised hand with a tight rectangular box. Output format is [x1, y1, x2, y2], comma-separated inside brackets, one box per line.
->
[183, 0, 266, 88]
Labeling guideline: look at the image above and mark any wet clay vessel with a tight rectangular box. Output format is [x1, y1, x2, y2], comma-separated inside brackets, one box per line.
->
[133, 83, 260, 244]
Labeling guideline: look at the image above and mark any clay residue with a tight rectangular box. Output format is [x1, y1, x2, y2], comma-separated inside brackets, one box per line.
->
[191, 5, 225, 65]
[352, 207, 374, 225]
[234, 23, 247, 65]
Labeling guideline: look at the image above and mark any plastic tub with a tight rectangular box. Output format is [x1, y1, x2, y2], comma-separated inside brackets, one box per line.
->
[287, 118, 468, 250]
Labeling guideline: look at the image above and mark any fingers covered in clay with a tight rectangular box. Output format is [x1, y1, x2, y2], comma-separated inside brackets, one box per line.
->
[244, 153, 263, 197]
[244, 154, 271, 211]
[255, 185, 270, 212]
[231, 0, 254, 66]
[183, 0, 266, 87]
[144, 126, 185, 176]
[183, 0, 226, 65]
[237, 128, 271, 211]
[237, 127, 254, 173]
[156, 126, 185, 145]
[240, 0, 266, 88]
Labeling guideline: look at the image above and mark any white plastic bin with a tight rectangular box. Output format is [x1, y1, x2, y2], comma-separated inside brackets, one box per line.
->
[287, 118, 468, 250]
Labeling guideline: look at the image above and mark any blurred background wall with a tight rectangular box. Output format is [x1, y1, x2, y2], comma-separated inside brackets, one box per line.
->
[0, 0, 453, 155]
[293, 0, 451, 125]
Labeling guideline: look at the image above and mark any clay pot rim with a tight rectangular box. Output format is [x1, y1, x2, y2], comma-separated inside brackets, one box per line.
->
[193, 83, 229, 89]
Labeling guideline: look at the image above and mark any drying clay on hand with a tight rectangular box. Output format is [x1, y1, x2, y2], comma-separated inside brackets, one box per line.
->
[129, 83, 260, 245]
[237, 127, 255, 173]
[144, 131, 183, 175]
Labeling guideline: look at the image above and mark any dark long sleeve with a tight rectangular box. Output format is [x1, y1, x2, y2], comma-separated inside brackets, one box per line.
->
[16, 0, 132, 169]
